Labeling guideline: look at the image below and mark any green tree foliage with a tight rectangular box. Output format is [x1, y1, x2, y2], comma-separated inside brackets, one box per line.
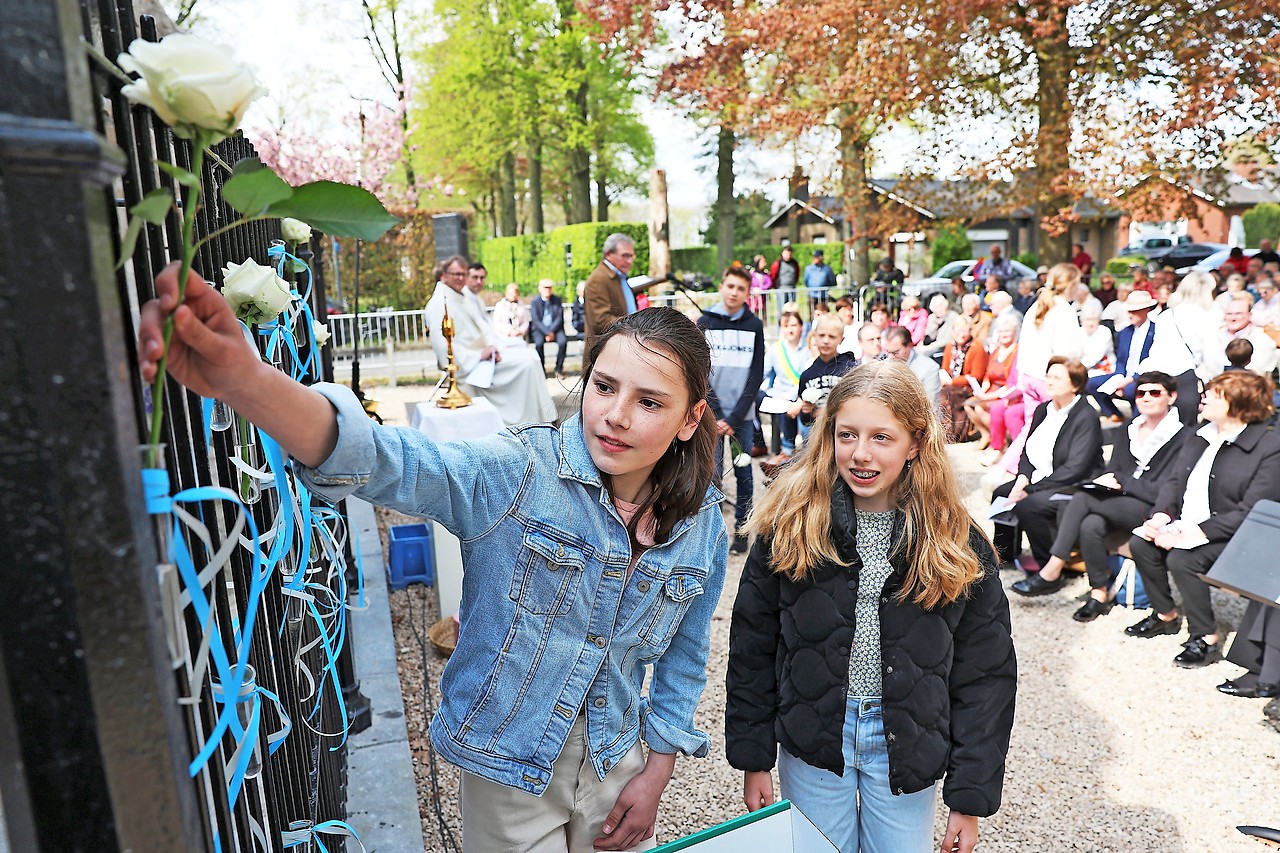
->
[1244, 204, 1280, 248]
[701, 191, 774, 247]
[928, 221, 973, 272]
[409, 0, 653, 237]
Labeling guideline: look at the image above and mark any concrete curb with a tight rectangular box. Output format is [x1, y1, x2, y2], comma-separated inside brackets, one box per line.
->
[344, 497, 425, 852]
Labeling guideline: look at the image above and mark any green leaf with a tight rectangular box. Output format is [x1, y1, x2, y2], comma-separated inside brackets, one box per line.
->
[222, 165, 294, 216]
[132, 188, 173, 224]
[116, 216, 145, 270]
[265, 182, 400, 241]
[117, 188, 174, 267]
[156, 160, 200, 187]
[287, 257, 309, 275]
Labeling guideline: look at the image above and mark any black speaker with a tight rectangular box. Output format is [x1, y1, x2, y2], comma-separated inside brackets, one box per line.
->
[433, 213, 469, 262]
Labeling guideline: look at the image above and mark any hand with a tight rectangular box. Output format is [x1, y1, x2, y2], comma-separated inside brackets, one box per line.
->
[786, 401, 803, 418]
[480, 346, 501, 363]
[546, 333, 554, 342]
[593, 752, 674, 851]
[939, 811, 979, 853]
[1141, 512, 1171, 541]
[1007, 478, 1029, 503]
[1094, 473, 1122, 490]
[138, 262, 263, 400]
[742, 771, 775, 812]
[800, 401, 815, 415]
[716, 419, 734, 436]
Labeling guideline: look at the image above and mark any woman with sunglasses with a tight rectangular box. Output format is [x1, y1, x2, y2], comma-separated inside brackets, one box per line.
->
[1011, 372, 1186, 621]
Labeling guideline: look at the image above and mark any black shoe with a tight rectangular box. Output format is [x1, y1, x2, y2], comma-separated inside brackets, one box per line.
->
[730, 533, 749, 554]
[1010, 572, 1065, 597]
[1173, 636, 1222, 668]
[1125, 613, 1183, 638]
[1217, 678, 1280, 698]
[1072, 598, 1114, 623]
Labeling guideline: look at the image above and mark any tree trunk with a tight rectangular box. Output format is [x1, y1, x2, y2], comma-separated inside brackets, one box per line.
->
[568, 83, 593, 225]
[486, 185, 497, 238]
[649, 169, 671, 277]
[1035, 12, 1072, 265]
[596, 178, 609, 223]
[529, 137, 545, 233]
[499, 151, 518, 237]
[716, 125, 736, 272]
[840, 123, 871, 288]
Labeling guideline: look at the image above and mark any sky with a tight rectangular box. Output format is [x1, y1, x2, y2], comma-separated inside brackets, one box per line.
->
[179, 0, 750, 216]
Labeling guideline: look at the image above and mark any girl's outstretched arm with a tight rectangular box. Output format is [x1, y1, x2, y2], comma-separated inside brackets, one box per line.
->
[139, 263, 338, 468]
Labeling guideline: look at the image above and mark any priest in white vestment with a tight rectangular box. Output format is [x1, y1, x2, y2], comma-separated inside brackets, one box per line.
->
[425, 259, 556, 425]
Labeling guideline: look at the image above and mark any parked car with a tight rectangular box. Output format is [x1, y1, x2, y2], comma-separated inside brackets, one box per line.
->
[1186, 247, 1259, 275]
[1150, 242, 1228, 273]
[901, 258, 1038, 304]
[1117, 235, 1190, 257]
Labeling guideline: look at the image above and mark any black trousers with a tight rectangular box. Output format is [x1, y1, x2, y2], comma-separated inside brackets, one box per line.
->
[1128, 535, 1226, 637]
[535, 330, 567, 373]
[1050, 492, 1151, 588]
[992, 480, 1060, 566]
[1172, 369, 1200, 427]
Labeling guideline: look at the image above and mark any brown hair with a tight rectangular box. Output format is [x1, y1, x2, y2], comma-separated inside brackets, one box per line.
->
[1205, 370, 1275, 424]
[746, 360, 988, 608]
[1046, 355, 1088, 394]
[582, 308, 718, 545]
[722, 266, 752, 286]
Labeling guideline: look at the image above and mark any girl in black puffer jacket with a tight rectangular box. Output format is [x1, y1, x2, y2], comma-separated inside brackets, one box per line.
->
[726, 359, 1017, 853]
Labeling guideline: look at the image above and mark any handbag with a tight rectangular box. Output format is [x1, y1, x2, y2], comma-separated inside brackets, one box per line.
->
[1108, 555, 1150, 609]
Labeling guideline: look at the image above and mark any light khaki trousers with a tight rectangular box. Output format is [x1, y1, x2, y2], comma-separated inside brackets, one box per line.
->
[460, 716, 655, 853]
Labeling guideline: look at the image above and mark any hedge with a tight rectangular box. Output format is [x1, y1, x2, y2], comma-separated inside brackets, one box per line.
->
[477, 223, 649, 296]
[1105, 255, 1147, 275]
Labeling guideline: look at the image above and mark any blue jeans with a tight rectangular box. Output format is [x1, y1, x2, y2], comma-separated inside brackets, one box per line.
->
[714, 419, 755, 531]
[778, 697, 937, 853]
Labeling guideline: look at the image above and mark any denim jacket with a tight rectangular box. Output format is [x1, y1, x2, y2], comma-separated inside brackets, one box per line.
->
[297, 384, 728, 794]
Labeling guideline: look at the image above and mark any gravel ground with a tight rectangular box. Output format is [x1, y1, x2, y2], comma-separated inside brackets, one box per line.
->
[367, 380, 1280, 852]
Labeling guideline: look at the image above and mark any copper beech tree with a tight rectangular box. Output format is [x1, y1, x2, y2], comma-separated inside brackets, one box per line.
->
[591, 0, 1280, 269]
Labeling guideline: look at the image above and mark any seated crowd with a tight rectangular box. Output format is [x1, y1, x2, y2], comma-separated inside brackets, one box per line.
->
[746, 246, 1280, 706]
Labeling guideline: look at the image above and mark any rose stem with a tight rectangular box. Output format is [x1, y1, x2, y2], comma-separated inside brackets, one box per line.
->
[146, 136, 208, 468]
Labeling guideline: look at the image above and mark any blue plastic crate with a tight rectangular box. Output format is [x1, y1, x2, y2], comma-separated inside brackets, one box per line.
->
[388, 523, 435, 590]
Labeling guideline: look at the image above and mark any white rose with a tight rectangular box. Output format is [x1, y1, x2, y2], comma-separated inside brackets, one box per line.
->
[222, 259, 293, 324]
[312, 320, 331, 347]
[119, 34, 265, 143]
[733, 453, 752, 468]
[281, 218, 312, 244]
[801, 387, 825, 405]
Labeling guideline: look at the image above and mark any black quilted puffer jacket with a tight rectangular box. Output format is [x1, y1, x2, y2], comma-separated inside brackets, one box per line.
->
[725, 484, 1017, 817]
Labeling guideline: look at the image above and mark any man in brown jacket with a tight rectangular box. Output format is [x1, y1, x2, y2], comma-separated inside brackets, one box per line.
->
[583, 233, 644, 360]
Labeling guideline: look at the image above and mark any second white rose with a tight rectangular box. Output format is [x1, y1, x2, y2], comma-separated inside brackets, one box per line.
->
[281, 218, 312, 244]
[223, 259, 294, 324]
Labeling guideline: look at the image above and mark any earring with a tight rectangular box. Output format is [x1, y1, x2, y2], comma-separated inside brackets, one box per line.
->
[905, 459, 914, 474]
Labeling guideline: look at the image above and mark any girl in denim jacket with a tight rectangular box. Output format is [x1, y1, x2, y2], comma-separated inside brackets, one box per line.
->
[726, 360, 1016, 853]
[139, 265, 727, 852]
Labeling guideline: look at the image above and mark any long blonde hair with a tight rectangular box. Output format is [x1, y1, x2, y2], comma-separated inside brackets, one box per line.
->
[1032, 263, 1081, 328]
[1170, 270, 1216, 310]
[745, 360, 988, 609]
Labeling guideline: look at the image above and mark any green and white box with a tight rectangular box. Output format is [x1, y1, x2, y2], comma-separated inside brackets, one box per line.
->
[653, 800, 837, 852]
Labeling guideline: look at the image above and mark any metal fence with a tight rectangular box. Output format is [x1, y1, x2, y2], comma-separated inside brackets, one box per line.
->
[25, 4, 365, 851]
